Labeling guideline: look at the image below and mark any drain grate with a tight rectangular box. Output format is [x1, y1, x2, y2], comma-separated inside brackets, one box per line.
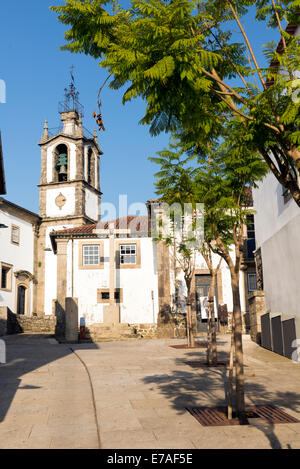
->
[183, 360, 228, 368]
[186, 405, 299, 426]
[254, 405, 299, 424]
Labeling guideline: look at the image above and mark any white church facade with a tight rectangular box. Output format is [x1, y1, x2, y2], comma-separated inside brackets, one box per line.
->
[0, 83, 257, 338]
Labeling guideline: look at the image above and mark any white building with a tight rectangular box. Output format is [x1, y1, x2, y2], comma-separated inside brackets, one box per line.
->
[0, 81, 256, 339]
[252, 24, 300, 359]
[0, 198, 40, 316]
[253, 172, 300, 356]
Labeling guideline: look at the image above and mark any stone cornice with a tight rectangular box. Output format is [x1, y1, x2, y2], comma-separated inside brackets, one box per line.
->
[0, 198, 41, 224]
[38, 132, 103, 155]
[37, 179, 102, 196]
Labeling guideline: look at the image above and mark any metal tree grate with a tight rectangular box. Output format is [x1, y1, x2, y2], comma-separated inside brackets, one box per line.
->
[182, 360, 228, 368]
[186, 405, 299, 426]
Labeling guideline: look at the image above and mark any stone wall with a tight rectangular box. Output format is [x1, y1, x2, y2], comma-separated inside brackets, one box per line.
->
[156, 310, 187, 339]
[248, 290, 266, 344]
[0, 306, 8, 336]
[15, 315, 56, 333]
[0, 307, 56, 336]
[131, 324, 157, 339]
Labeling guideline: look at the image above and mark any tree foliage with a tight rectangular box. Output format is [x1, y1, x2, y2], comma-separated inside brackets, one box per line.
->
[52, 0, 300, 205]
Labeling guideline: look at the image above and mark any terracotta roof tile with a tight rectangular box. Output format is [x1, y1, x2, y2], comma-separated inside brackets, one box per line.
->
[51, 216, 149, 236]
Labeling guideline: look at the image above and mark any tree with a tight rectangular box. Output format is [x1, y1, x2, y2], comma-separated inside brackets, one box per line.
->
[151, 129, 268, 417]
[150, 145, 221, 364]
[150, 149, 199, 347]
[52, 0, 300, 205]
[195, 135, 267, 417]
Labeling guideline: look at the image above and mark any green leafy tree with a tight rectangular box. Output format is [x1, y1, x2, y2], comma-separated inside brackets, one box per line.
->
[151, 130, 268, 417]
[150, 145, 221, 364]
[150, 149, 199, 347]
[52, 0, 300, 205]
[195, 136, 267, 417]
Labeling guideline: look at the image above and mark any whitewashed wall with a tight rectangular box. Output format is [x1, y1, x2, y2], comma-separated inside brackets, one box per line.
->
[85, 189, 99, 221]
[46, 187, 76, 218]
[44, 224, 74, 315]
[253, 174, 300, 337]
[0, 209, 35, 314]
[69, 237, 159, 325]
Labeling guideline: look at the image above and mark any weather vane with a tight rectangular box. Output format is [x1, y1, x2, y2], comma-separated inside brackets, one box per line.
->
[58, 66, 84, 117]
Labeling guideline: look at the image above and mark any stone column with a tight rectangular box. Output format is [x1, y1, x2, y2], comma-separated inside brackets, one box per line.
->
[65, 297, 78, 343]
[248, 290, 266, 344]
[103, 223, 120, 324]
[0, 306, 8, 336]
[55, 239, 69, 339]
[157, 240, 171, 314]
[57, 239, 68, 301]
[109, 224, 115, 307]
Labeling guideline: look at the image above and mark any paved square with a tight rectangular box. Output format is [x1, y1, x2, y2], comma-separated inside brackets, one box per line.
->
[0, 334, 299, 449]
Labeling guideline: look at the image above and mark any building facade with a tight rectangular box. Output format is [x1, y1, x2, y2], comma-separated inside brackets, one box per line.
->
[253, 172, 300, 356]
[0, 83, 257, 338]
[36, 108, 102, 317]
[0, 199, 40, 316]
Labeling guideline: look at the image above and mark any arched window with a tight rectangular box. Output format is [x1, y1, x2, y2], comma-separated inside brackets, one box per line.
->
[55, 144, 68, 182]
[87, 148, 94, 185]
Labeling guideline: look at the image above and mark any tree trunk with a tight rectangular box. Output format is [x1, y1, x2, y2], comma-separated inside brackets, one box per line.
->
[185, 277, 195, 348]
[187, 296, 194, 348]
[208, 272, 218, 365]
[206, 305, 211, 365]
[230, 271, 246, 419]
[227, 316, 235, 420]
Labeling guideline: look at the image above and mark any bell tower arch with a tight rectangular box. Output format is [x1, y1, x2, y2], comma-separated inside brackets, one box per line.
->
[36, 78, 103, 316]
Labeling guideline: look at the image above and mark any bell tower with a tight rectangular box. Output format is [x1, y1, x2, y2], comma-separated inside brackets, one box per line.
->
[36, 77, 103, 316]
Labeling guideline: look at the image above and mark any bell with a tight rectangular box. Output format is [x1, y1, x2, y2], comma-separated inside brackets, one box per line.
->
[59, 165, 67, 176]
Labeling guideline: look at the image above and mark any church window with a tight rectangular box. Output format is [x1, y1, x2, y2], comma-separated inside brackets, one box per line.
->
[11, 225, 20, 245]
[55, 144, 68, 182]
[87, 148, 93, 185]
[120, 244, 137, 265]
[0, 263, 12, 291]
[82, 244, 100, 266]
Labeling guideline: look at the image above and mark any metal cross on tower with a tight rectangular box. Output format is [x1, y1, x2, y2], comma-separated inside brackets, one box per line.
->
[58, 66, 85, 117]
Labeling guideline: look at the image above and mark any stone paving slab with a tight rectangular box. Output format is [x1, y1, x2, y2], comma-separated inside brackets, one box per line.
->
[0, 333, 299, 449]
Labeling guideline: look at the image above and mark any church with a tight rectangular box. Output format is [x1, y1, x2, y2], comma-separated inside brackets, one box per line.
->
[0, 81, 257, 340]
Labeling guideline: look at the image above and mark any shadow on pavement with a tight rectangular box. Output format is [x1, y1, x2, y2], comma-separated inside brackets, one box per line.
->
[142, 344, 300, 449]
[0, 333, 99, 423]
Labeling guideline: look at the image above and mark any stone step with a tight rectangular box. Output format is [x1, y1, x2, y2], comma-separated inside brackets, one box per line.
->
[85, 322, 138, 342]
[88, 323, 132, 331]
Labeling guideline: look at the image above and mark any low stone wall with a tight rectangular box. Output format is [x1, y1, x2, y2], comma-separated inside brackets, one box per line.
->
[6, 312, 56, 335]
[0, 307, 56, 336]
[156, 310, 187, 339]
[132, 324, 157, 339]
[248, 290, 266, 344]
[15, 315, 56, 334]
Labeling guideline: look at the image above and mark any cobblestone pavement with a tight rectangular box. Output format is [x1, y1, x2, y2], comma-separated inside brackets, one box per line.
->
[0, 333, 299, 449]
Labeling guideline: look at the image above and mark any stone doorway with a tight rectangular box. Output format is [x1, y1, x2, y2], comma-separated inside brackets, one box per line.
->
[17, 285, 26, 315]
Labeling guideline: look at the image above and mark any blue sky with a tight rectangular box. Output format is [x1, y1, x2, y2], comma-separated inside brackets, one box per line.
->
[0, 0, 280, 216]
